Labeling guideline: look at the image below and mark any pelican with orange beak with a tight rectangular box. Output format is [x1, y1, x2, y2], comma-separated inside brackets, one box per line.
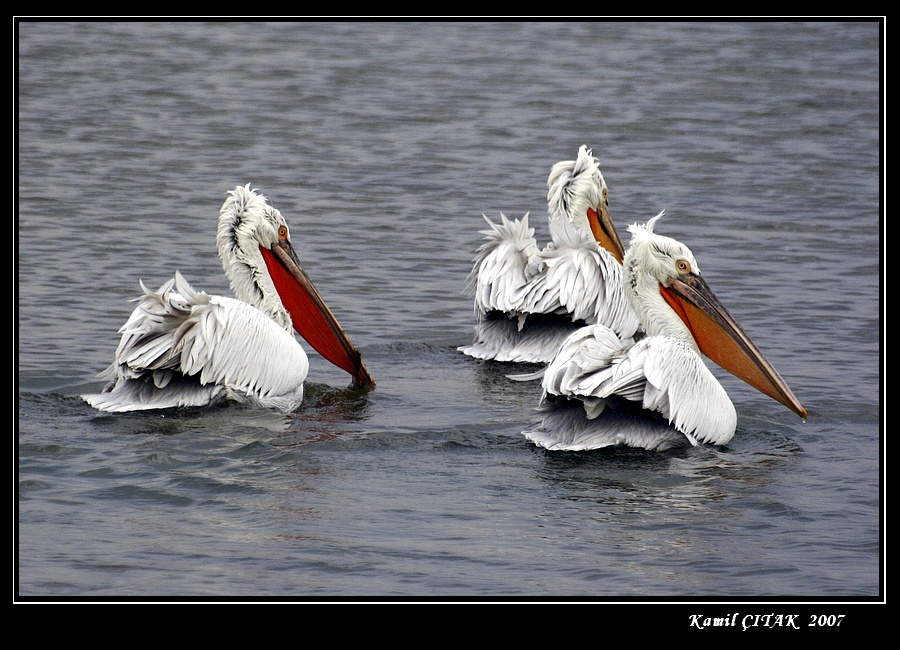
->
[83, 184, 374, 413]
[459, 145, 640, 364]
[519, 212, 806, 451]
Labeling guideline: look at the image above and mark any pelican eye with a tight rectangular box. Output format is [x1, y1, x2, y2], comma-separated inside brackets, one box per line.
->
[278, 225, 289, 241]
[675, 259, 691, 274]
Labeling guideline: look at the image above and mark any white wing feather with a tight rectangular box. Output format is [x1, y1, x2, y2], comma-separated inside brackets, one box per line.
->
[468, 213, 540, 316]
[460, 214, 640, 363]
[83, 272, 309, 413]
[521, 216, 638, 333]
[528, 325, 737, 448]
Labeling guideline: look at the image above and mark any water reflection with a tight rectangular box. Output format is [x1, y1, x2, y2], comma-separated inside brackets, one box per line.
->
[531, 425, 803, 515]
[277, 382, 375, 447]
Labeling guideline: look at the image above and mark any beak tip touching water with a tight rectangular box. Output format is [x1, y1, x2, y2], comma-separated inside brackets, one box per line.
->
[352, 366, 376, 390]
[262, 243, 375, 389]
[792, 401, 808, 421]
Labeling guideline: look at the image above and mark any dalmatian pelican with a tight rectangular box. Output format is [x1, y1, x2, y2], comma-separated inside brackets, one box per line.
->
[458, 145, 641, 364]
[83, 184, 374, 413]
[518, 212, 806, 451]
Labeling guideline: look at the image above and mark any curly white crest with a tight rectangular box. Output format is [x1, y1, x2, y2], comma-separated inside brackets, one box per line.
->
[216, 184, 293, 331]
[546, 145, 606, 232]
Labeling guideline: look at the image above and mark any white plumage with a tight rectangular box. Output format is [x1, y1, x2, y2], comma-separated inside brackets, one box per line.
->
[83, 184, 373, 413]
[520, 212, 806, 451]
[458, 146, 640, 364]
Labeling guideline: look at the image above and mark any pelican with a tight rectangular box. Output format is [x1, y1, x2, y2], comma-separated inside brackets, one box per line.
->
[82, 184, 374, 413]
[518, 212, 806, 451]
[458, 145, 641, 364]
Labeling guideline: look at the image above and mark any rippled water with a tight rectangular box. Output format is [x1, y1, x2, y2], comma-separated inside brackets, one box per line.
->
[17, 20, 882, 603]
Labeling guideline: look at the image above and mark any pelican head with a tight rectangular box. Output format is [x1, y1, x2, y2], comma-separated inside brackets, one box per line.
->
[217, 184, 296, 331]
[547, 145, 625, 263]
[624, 212, 806, 419]
[217, 184, 375, 388]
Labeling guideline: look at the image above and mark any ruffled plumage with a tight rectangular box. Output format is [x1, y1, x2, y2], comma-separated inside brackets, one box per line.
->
[459, 146, 640, 364]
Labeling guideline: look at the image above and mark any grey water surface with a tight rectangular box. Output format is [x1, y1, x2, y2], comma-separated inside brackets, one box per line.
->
[17, 20, 882, 600]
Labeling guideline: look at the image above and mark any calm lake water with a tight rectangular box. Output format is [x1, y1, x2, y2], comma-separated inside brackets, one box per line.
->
[16, 20, 883, 608]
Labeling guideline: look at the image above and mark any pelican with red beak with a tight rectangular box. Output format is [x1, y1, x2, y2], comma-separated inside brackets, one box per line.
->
[458, 145, 640, 364]
[83, 184, 374, 413]
[519, 212, 806, 451]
